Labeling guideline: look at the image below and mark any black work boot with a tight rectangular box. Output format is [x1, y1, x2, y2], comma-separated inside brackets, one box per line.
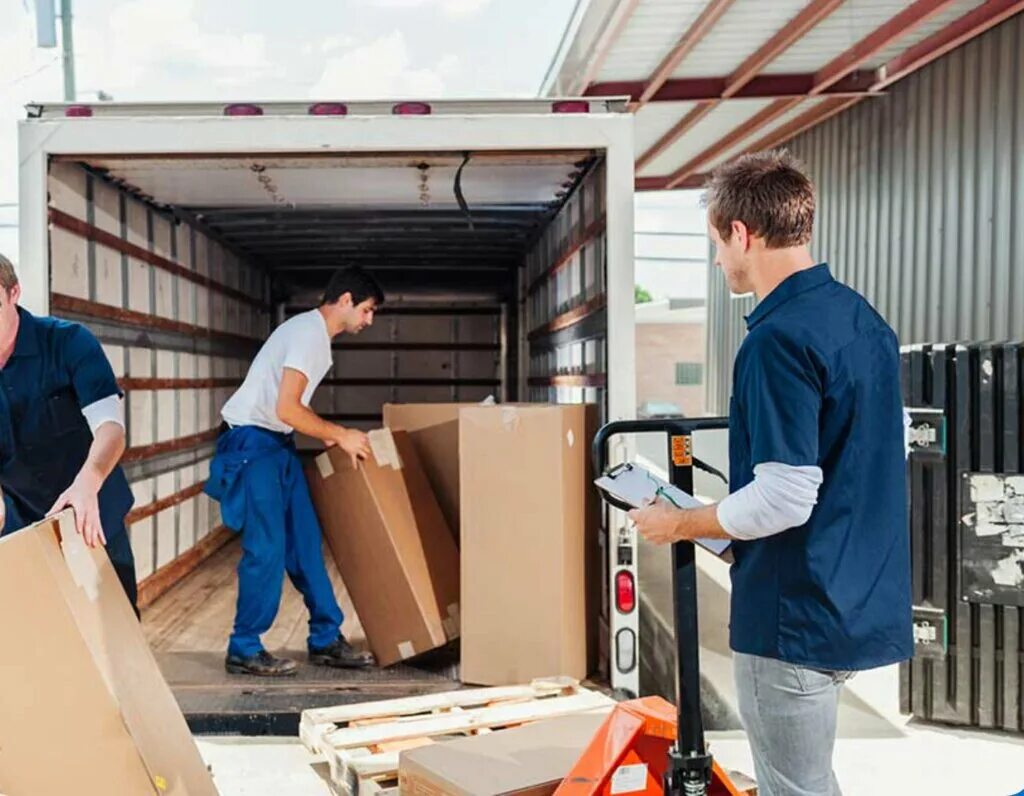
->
[308, 637, 376, 669]
[225, 650, 298, 677]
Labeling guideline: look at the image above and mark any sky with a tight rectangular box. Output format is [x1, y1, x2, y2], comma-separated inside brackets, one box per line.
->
[0, 0, 580, 254]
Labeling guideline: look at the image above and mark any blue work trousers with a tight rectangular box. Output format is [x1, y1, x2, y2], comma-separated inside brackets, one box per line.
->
[209, 426, 342, 658]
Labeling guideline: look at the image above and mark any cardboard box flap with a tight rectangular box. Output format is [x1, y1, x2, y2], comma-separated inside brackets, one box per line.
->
[0, 512, 217, 795]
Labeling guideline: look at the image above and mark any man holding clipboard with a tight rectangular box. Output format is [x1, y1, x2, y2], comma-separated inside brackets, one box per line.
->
[628, 151, 911, 796]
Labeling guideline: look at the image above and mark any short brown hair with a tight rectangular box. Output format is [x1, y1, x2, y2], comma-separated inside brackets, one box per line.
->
[0, 253, 19, 293]
[703, 150, 815, 248]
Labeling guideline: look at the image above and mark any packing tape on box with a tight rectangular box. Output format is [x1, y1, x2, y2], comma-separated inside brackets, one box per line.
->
[501, 406, 520, 432]
[58, 515, 101, 602]
[316, 452, 334, 479]
[369, 429, 403, 469]
[398, 641, 416, 659]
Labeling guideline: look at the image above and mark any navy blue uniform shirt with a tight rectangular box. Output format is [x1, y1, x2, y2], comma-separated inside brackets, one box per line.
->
[0, 307, 134, 540]
[727, 264, 912, 671]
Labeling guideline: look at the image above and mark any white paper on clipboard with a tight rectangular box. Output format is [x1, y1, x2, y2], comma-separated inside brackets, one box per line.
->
[595, 462, 731, 557]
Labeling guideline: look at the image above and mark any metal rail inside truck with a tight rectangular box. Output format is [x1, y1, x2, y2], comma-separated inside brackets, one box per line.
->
[17, 98, 649, 702]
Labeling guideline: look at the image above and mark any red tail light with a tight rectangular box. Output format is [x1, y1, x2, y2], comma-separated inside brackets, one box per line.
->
[309, 103, 348, 116]
[224, 104, 263, 116]
[393, 102, 432, 115]
[65, 105, 93, 117]
[616, 570, 636, 613]
[552, 100, 590, 114]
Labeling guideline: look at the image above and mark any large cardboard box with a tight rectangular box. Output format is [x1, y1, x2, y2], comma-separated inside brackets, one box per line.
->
[0, 511, 218, 795]
[459, 404, 600, 686]
[306, 429, 460, 667]
[382, 403, 465, 545]
[398, 711, 609, 796]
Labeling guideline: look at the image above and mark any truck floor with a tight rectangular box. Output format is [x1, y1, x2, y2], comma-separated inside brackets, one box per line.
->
[141, 538, 460, 736]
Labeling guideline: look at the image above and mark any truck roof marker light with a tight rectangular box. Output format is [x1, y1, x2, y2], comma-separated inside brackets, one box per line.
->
[552, 100, 589, 114]
[393, 102, 432, 115]
[65, 105, 93, 117]
[224, 104, 264, 116]
[309, 103, 348, 116]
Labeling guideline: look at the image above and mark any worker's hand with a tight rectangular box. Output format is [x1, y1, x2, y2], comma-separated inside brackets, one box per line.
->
[332, 427, 371, 468]
[629, 497, 684, 545]
[48, 466, 106, 548]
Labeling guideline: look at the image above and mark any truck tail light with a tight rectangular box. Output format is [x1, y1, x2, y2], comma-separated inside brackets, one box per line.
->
[552, 100, 589, 114]
[309, 103, 348, 116]
[393, 102, 432, 115]
[616, 570, 636, 613]
[224, 104, 263, 116]
[65, 105, 93, 117]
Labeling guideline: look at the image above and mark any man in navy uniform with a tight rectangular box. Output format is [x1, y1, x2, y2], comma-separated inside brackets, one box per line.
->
[629, 152, 911, 796]
[206, 266, 382, 677]
[0, 253, 137, 610]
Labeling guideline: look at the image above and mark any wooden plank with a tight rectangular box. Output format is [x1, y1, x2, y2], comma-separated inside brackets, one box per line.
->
[123, 428, 220, 463]
[50, 293, 261, 350]
[136, 525, 233, 610]
[527, 294, 606, 341]
[320, 690, 612, 750]
[527, 218, 606, 296]
[120, 377, 243, 391]
[126, 481, 207, 525]
[49, 207, 270, 310]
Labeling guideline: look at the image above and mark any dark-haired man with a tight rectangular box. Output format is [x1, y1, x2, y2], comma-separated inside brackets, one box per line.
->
[206, 266, 385, 676]
[629, 151, 911, 795]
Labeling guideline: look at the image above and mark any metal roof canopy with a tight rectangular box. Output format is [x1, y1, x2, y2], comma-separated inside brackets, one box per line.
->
[544, 0, 1024, 190]
[74, 150, 599, 291]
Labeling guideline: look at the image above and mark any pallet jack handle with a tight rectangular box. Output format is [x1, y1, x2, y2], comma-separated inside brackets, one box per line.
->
[592, 417, 730, 796]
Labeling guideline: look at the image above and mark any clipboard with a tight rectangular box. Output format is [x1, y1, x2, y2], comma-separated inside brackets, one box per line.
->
[595, 462, 731, 557]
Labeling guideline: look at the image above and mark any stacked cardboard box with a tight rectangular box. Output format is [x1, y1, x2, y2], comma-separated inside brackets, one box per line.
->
[305, 428, 460, 667]
[0, 511, 218, 795]
[382, 403, 464, 547]
[459, 404, 600, 686]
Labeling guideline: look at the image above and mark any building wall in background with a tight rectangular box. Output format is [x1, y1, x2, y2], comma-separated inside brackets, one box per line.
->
[706, 14, 1024, 413]
[636, 321, 705, 417]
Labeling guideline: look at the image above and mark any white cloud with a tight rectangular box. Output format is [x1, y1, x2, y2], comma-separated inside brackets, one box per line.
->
[310, 31, 459, 100]
[363, 0, 491, 17]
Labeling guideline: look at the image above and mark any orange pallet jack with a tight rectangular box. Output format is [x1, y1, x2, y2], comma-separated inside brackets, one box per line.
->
[577, 418, 743, 796]
[553, 696, 745, 796]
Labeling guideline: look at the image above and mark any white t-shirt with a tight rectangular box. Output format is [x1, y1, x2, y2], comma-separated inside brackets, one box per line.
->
[221, 309, 333, 433]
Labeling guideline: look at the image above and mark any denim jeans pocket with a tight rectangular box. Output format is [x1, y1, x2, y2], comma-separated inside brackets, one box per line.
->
[793, 665, 856, 692]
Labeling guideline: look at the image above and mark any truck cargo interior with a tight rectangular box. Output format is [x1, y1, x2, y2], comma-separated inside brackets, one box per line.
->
[44, 147, 613, 732]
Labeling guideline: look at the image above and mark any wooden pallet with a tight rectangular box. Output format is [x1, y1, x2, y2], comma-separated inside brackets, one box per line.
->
[299, 677, 614, 796]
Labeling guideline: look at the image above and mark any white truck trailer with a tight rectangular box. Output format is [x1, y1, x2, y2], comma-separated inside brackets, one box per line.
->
[17, 98, 644, 709]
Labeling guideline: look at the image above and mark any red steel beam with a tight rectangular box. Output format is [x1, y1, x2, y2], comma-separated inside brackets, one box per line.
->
[635, 174, 706, 191]
[813, 0, 957, 93]
[636, 102, 716, 173]
[722, 0, 846, 97]
[665, 98, 803, 189]
[634, 0, 737, 109]
[572, 0, 643, 95]
[874, 0, 1024, 89]
[587, 71, 876, 102]
[635, 0, 844, 173]
[740, 96, 865, 155]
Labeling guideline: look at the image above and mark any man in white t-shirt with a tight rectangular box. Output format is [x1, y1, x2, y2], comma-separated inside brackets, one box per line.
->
[206, 267, 382, 676]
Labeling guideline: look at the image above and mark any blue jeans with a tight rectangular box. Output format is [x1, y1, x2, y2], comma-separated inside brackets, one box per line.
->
[734, 652, 854, 796]
[211, 426, 343, 658]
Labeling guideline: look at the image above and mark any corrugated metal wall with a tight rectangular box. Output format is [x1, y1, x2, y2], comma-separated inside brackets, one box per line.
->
[705, 13, 1024, 413]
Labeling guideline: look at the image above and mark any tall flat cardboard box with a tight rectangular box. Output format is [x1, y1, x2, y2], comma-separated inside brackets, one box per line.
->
[459, 404, 599, 686]
[0, 511, 217, 795]
[305, 429, 460, 667]
[398, 711, 609, 795]
[382, 403, 465, 545]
